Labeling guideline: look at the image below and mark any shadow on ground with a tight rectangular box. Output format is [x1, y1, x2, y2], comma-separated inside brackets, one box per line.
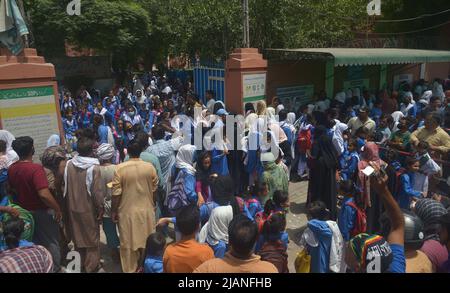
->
[290, 202, 307, 215]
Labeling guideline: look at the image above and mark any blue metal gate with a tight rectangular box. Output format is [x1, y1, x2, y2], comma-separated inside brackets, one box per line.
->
[194, 64, 225, 105]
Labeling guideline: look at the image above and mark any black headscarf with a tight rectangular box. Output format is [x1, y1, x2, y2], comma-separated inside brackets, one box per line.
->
[211, 176, 241, 216]
[196, 151, 212, 185]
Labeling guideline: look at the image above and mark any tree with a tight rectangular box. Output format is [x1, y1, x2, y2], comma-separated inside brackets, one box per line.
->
[23, 0, 372, 68]
[375, 0, 450, 36]
[23, 0, 152, 70]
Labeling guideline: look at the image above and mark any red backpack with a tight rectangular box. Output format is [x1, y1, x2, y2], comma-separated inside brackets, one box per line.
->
[346, 201, 367, 238]
[255, 211, 270, 233]
[245, 198, 259, 208]
[297, 128, 312, 154]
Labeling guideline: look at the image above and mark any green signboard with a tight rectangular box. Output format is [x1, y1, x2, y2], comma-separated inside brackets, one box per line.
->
[276, 85, 315, 112]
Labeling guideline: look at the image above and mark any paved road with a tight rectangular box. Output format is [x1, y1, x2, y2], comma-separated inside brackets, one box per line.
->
[98, 181, 309, 273]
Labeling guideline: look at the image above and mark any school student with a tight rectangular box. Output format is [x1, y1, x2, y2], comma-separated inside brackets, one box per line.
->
[256, 212, 289, 273]
[143, 233, 166, 273]
[398, 157, 424, 210]
[338, 180, 366, 242]
[245, 182, 267, 220]
[339, 139, 360, 181]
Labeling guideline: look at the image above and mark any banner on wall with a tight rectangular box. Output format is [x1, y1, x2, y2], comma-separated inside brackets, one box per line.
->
[393, 74, 413, 91]
[276, 85, 315, 112]
[343, 79, 370, 92]
[0, 86, 62, 162]
[243, 73, 266, 103]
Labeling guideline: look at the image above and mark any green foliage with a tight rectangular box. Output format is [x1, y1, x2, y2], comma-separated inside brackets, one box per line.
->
[24, 0, 372, 69]
[375, 0, 450, 35]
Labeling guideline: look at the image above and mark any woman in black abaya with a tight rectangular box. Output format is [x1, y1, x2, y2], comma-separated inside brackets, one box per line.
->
[307, 126, 339, 220]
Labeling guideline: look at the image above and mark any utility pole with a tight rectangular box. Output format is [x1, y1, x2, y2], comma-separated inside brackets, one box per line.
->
[242, 0, 250, 48]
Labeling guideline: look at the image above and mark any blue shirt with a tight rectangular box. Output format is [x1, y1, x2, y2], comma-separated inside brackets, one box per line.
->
[407, 104, 417, 118]
[98, 125, 109, 144]
[307, 220, 333, 273]
[199, 202, 219, 224]
[356, 138, 366, 151]
[0, 169, 7, 198]
[370, 108, 382, 125]
[210, 241, 228, 259]
[171, 168, 197, 204]
[246, 198, 263, 219]
[245, 132, 264, 177]
[340, 151, 359, 181]
[398, 172, 422, 209]
[388, 244, 406, 273]
[211, 148, 229, 176]
[338, 197, 356, 242]
[144, 256, 163, 273]
[63, 118, 78, 139]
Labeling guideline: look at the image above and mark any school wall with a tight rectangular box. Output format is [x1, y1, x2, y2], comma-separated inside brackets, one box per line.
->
[425, 62, 450, 81]
[386, 64, 421, 89]
[266, 60, 326, 103]
[266, 59, 450, 104]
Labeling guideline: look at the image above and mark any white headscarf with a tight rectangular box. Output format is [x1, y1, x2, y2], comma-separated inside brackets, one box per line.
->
[267, 107, 276, 122]
[175, 145, 197, 175]
[47, 135, 61, 148]
[276, 104, 285, 115]
[64, 155, 100, 198]
[162, 86, 172, 95]
[286, 112, 296, 125]
[0, 130, 19, 167]
[346, 89, 353, 99]
[335, 91, 346, 104]
[245, 112, 258, 131]
[332, 123, 349, 157]
[199, 205, 233, 245]
[421, 90, 433, 103]
[391, 111, 405, 132]
[97, 143, 115, 161]
[391, 111, 404, 123]
[135, 90, 147, 105]
[432, 81, 445, 100]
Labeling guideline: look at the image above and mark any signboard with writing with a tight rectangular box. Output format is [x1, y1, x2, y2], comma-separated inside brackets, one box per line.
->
[393, 74, 413, 91]
[0, 86, 62, 162]
[343, 79, 370, 92]
[276, 85, 315, 112]
[243, 73, 266, 103]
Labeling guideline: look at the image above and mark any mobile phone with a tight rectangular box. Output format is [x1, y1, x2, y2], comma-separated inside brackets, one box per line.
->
[362, 166, 375, 177]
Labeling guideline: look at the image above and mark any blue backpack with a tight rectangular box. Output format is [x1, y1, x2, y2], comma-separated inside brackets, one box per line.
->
[167, 170, 191, 216]
[281, 124, 294, 146]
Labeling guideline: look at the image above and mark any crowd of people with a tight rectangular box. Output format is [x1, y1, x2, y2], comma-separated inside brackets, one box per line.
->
[0, 72, 449, 273]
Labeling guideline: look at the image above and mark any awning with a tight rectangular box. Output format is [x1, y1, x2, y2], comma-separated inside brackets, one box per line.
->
[264, 48, 450, 67]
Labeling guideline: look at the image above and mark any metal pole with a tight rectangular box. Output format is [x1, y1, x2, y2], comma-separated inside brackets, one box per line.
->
[242, 0, 250, 48]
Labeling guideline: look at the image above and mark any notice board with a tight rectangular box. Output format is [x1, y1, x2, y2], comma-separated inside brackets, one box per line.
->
[0, 85, 62, 161]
